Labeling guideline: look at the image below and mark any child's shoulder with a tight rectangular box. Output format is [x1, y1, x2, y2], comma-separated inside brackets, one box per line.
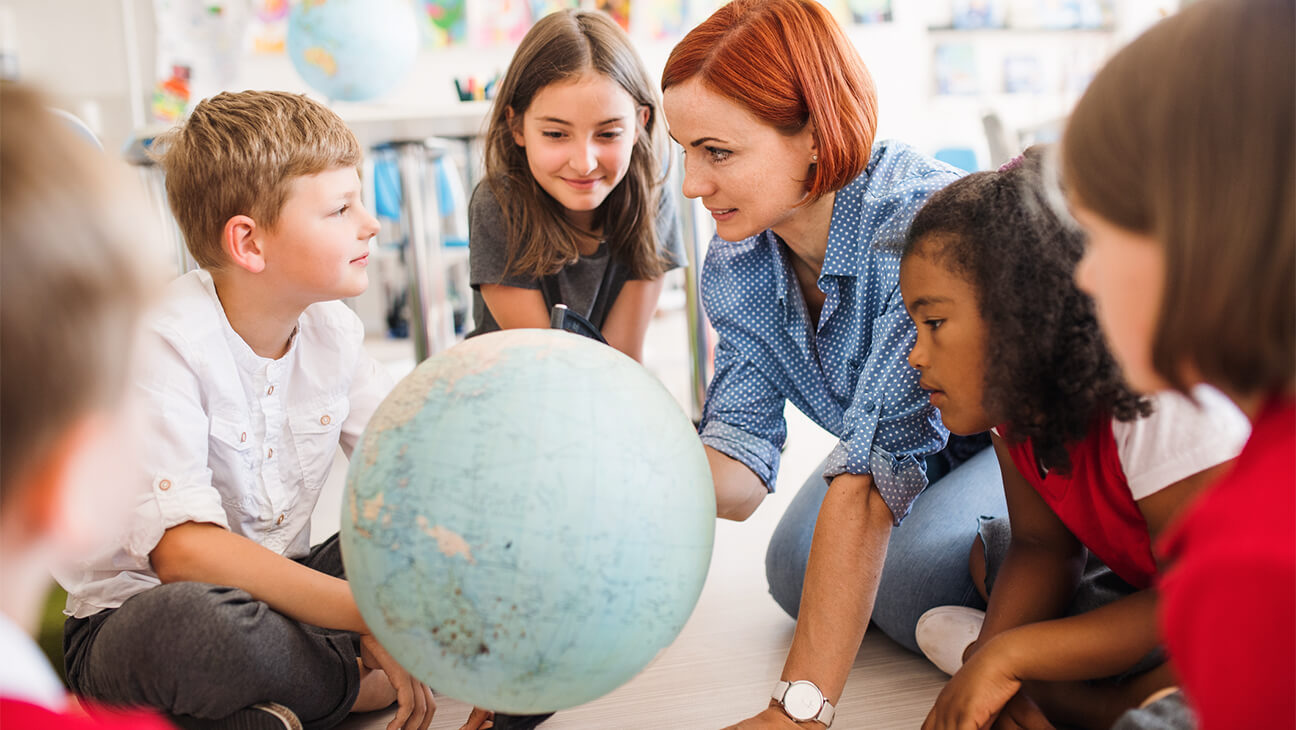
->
[295, 298, 367, 353]
[1111, 385, 1251, 499]
[470, 178, 505, 218]
[148, 269, 225, 341]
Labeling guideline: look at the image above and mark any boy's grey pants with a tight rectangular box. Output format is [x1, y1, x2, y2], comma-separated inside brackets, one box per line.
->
[63, 534, 362, 730]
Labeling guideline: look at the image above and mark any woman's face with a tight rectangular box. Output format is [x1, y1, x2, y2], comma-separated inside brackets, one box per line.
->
[900, 244, 995, 435]
[1071, 203, 1170, 393]
[662, 78, 818, 242]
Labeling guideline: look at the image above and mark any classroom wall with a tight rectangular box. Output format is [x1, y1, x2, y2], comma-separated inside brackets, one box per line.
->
[7, 1, 1167, 163]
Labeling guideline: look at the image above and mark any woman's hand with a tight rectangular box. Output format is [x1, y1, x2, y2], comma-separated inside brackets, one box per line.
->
[722, 706, 825, 729]
[922, 637, 1024, 730]
[359, 633, 436, 730]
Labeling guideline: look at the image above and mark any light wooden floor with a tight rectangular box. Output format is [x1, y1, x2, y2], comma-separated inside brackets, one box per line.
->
[323, 312, 948, 730]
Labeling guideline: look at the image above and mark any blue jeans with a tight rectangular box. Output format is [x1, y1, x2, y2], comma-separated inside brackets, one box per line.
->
[765, 445, 1006, 654]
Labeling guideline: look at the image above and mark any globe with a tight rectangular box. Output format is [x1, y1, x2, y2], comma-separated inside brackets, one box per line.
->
[286, 0, 419, 102]
[341, 329, 716, 713]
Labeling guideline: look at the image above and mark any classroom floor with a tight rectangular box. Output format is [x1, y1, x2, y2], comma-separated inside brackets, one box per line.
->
[318, 308, 948, 730]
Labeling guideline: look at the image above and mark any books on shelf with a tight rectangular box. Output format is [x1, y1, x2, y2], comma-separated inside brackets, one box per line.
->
[934, 43, 979, 95]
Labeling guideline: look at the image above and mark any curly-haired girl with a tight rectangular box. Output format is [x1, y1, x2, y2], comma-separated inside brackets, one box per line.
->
[898, 148, 1250, 730]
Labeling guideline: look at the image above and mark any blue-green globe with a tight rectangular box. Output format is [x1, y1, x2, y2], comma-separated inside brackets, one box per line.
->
[341, 330, 716, 713]
[286, 0, 419, 102]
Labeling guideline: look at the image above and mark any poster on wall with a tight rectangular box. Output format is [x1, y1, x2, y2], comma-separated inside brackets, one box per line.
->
[251, 0, 287, 53]
[813, 0, 852, 25]
[472, 0, 533, 46]
[151, 0, 248, 122]
[530, 0, 579, 21]
[421, 0, 469, 47]
[643, 0, 689, 39]
[934, 43, 979, 94]
[847, 0, 892, 23]
[595, 0, 632, 31]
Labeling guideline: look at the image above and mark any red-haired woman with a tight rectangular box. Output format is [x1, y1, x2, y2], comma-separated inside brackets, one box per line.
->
[662, 1, 1004, 726]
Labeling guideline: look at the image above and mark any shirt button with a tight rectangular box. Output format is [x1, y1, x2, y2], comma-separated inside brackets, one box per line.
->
[266, 385, 275, 396]
[240, 432, 248, 443]
[320, 415, 331, 426]
[158, 479, 172, 491]
[864, 401, 877, 414]
[276, 513, 285, 526]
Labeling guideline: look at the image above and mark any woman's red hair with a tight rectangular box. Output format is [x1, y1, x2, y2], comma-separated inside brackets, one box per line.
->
[662, 0, 877, 200]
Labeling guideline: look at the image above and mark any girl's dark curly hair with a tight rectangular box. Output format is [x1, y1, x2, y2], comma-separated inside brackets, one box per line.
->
[903, 146, 1149, 474]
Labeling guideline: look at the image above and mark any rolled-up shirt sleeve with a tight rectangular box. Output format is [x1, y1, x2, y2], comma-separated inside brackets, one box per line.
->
[125, 330, 230, 560]
[821, 301, 948, 524]
[698, 336, 787, 490]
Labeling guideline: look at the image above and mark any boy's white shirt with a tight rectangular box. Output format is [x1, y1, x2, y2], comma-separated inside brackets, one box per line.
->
[0, 612, 67, 709]
[56, 269, 394, 618]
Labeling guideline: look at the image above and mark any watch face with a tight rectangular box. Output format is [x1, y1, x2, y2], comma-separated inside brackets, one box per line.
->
[783, 682, 823, 721]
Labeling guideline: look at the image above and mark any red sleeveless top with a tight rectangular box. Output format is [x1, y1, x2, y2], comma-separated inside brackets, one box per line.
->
[1002, 418, 1156, 588]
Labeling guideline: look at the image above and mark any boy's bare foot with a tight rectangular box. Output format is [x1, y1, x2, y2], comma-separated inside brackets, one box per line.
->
[351, 660, 400, 713]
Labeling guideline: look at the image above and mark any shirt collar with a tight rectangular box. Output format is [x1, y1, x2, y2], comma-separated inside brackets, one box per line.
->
[819, 155, 880, 279]
[196, 269, 301, 376]
[765, 230, 792, 304]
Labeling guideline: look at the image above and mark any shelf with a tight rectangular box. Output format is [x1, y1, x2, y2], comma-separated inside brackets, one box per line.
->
[927, 25, 1115, 33]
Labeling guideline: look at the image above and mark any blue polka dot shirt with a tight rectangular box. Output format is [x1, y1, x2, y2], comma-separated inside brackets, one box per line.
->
[698, 140, 964, 524]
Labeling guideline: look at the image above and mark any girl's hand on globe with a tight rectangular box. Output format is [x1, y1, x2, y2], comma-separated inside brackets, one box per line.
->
[458, 707, 495, 729]
[360, 633, 436, 730]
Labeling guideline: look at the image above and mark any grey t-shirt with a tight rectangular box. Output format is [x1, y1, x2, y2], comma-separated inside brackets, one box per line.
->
[467, 180, 685, 338]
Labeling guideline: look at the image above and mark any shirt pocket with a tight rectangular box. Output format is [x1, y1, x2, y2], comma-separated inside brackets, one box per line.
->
[289, 396, 351, 492]
[208, 412, 256, 480]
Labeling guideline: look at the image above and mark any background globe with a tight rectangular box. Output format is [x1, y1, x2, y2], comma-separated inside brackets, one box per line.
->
[286, 0, 419, 102]
[341, 330, 716, 713]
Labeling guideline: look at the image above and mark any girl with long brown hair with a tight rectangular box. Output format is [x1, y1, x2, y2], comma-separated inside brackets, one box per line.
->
[468, 9, 683, 363]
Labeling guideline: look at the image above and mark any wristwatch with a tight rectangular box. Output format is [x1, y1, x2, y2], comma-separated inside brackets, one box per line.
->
[772, 680, 836, 727]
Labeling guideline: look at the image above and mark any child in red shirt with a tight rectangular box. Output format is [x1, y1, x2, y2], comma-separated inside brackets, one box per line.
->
[0, 84, 171, 729]
[1061, 1, 1295, 727]
[899, 148, 1249, 729]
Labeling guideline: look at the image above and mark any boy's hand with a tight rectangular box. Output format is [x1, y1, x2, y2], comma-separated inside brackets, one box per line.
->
[922, 637, 1023, 730]
[360, 633, 435, 730]
[457, 707, 494, 730]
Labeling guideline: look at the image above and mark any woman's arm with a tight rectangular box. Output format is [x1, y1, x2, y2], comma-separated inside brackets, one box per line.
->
[478, 283, 550, 330]
[600, 277, 666, 363]
[706, 445, 768, 521]
[726, 473, 895, 730]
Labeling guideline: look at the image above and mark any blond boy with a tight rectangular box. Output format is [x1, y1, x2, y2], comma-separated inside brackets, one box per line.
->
[56, 91, 436, 730]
